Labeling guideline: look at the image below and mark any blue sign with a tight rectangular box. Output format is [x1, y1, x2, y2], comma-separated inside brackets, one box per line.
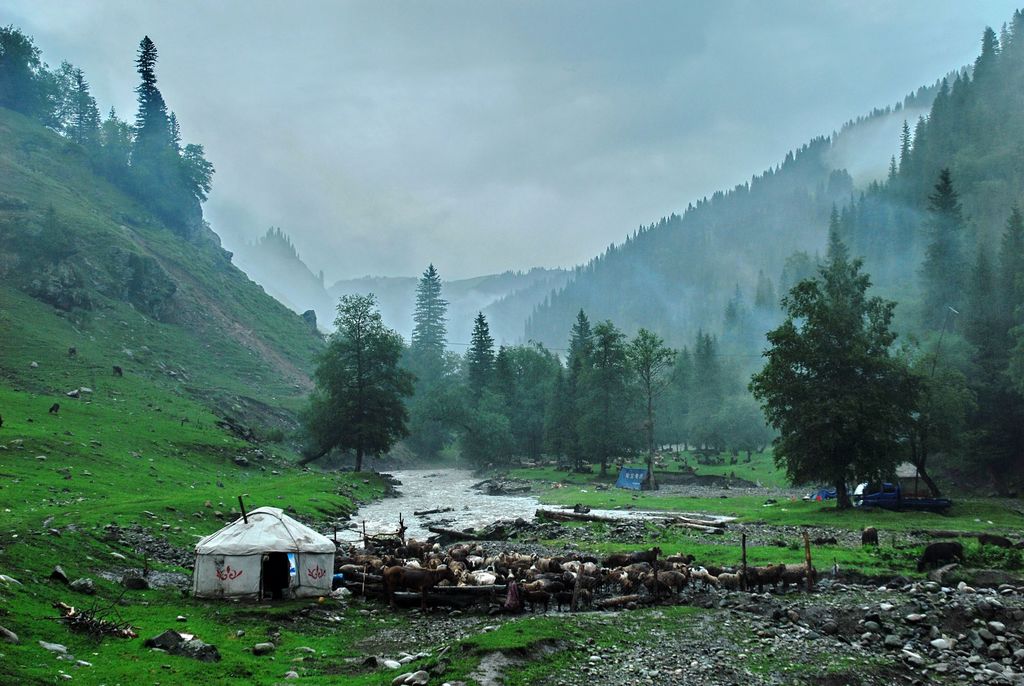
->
[615, 467, 648, 490]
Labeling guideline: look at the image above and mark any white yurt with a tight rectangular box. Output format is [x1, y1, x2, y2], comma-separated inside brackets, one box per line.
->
[192, 507, 335, 599]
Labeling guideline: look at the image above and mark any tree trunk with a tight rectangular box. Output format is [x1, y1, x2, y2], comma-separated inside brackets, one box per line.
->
[835, 480, 851, 509]
[355, 446, 364, 472]
[917, 466, 942, 497]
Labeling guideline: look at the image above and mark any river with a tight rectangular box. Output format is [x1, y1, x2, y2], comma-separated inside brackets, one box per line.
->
[336, 468, 731, 544]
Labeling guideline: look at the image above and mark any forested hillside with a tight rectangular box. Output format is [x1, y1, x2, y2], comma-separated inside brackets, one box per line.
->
[522, 88, 939, 349]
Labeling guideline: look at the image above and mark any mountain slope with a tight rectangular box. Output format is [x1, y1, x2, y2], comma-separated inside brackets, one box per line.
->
[0, 107, 322, 429]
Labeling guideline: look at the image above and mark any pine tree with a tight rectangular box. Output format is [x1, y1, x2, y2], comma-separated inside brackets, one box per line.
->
[133, 36, 170, 149]
[410, 264, 448, 366]
[578, 320, 634, 475]
[921, 169, 966, 329]
[466, 312, 495, 398]
[827, 205, 849, 264]
[999, 207, 1024, 328]
[405, 264, 451, 459]
[898, 120, 912, 172]
[754, 270, 777, 310]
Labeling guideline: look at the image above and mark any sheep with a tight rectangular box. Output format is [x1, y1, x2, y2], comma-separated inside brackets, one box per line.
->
[717, 572, 744, 591]
[747, 564, 786, 593]
[554, 589, 592, 611]
[523, 589, 551, 612]
[917, 541, 965, 571]
[689, 566, 719, 589]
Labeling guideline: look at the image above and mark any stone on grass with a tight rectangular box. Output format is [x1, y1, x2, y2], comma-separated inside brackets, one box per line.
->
[284, 671, 299, 680]
[40, 641, 68, 654]
[50, 566, 69, 584]
[382, 659, 402, 670]
[0, 625, 19, 644]
[69, 578, 95, 595]
[253, 642, 276, 656]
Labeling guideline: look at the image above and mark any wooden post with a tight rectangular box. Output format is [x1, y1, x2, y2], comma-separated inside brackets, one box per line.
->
[740, 533, 748, 592]
[238, 496, 248, 523]
[362, 520, 367, 549]
[570, 572, 582, 612]
[803, 530, 813, 592]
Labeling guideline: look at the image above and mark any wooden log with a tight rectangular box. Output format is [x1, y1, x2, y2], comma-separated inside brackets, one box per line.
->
[414, 507, 454, 516]
[664, 520, 724, 534]
[594, 594, 651, 609]
[536, 509, 620, 523]
[741, 533, 748, 593]
[803, 531, 814, 592]
[667, 515, 727, 529]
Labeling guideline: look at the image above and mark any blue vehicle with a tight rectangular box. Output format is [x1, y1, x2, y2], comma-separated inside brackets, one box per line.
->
[853, 481, 952, 513]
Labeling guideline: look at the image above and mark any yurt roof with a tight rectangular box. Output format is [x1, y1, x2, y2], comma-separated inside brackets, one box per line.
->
[895, 461, 920, 479]
[195, 507, 335, 555]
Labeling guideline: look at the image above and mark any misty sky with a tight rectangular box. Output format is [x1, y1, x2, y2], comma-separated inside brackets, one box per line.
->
[7, 1, 1021, 281]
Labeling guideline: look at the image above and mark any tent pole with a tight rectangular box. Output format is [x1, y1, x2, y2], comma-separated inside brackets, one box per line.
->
[238, 496, 249, 523]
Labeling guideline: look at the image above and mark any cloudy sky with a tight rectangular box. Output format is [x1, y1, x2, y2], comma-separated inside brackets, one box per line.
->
[7, 1, 1020, 280]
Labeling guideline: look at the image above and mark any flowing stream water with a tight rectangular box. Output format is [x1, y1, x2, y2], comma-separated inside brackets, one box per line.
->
[336, 468, 730, 544]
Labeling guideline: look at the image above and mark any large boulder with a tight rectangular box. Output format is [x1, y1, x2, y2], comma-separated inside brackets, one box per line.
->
[69, 578, 95, 595]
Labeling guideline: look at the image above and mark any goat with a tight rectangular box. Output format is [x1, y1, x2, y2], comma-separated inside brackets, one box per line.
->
[382, 565, 456, 610]
[48, 403, 60, 415]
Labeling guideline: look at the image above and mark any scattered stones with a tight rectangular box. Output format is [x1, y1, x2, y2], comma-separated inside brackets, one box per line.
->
[284, 671, 300, 680]
[0, 626, 19, 644]
[50, 565, 69, 584]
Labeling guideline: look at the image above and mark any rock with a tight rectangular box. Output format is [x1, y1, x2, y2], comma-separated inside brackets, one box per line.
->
[987, 620, 1006, 635]
[50, 565, 69, 584]
[121, 574, 149, 590]
[930, 638, 952, 650]
[406, 672, 429, 686]
[234, 456, 249, 467]
[382, 659, 402, 669]
[176, 615, 187, 622]
[145, 630, 184, 651]
[0, 626, 19, 644]
[902, 649, 925, 667]
[39, 640, 69, 654]
[66, 389, 79, 398]
[904, 613, 926, 624]
[236, 630, 245, 638]
[177, 639, 221, 663]
[392, 674, 413, 686]
[284, 671, 299, 680]
[253, 642, 276, 656]
[69, 578, 95, 595]
[79, 387, 92, 394]
[29, 361, 38, 368]
[883, 634, 901, 648]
